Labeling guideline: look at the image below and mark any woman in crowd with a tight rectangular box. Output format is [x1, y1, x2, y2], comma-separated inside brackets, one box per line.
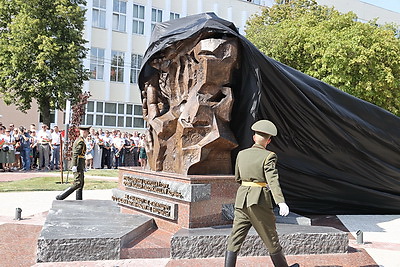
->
[13, 128, 22, 170]
[30, 130, 38, 169]
[17, 126, 32, 171]
[85, 134, 95, 169]
[0, 126, 6, 171]
[3, 128, 16, 171]
[138, 134, 147, 169]
[92, 132, 103, 169]
[124, 133, 135, 166]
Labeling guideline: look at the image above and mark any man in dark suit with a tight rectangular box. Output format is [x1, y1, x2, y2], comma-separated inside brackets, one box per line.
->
[225, 120, 298, 267]
[56, 126, 90, 200]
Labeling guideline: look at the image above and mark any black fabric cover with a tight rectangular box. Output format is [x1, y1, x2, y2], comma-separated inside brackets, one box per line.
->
[139, 13, 400, 214]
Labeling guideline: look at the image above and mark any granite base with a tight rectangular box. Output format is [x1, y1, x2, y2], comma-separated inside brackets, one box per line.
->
[36, 200, 154, 262]
[171, 223, 349, 259]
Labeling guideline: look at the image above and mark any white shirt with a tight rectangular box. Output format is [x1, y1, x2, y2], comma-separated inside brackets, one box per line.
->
[113, 137, 125, 149]
[131, 136, 140, 146]
[37, 130, 52, 144]
[51, 132, 61, 145]
[4, 134, 15, 150]
[102, 135, 112, 147]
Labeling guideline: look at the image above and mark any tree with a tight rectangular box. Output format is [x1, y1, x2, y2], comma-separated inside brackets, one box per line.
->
[0, 0, 89, 126]
[245, 0, 400, 115]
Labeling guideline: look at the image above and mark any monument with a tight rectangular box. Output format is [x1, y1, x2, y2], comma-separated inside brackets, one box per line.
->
[112, 35, 242, 230]
[38, 13, 350, 263]
[142, 36, 239, 175]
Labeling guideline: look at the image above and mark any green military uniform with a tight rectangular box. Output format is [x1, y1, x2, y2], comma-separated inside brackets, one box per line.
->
[56, 126, 90, 201]
[227, 144, 285, 253]
[225, 120, 297, 267]
[72, 136, 86, 199]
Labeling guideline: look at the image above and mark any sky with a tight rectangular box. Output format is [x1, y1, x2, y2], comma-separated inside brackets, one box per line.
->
[361, 0, 400, 13]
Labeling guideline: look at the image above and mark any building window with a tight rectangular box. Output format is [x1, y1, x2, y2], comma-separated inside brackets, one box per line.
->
[110, 50, 124, 82]
[133, 3, 145, 35]
[90, 47, 105, 80]
[130, 54, 143, 84]
[92, 0, 106, 28]
[113, 0, 127, 32]
[170, 12, 180, 20]
[151, 8, 163, 31]
[85, 100, 145, 129]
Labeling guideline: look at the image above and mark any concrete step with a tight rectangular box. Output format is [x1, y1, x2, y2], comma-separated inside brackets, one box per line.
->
[171, 223, 349, 259]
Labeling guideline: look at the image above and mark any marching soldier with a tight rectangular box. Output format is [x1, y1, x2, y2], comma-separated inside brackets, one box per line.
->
[225, 120, 299, 267]
[56, 126, 90, 200]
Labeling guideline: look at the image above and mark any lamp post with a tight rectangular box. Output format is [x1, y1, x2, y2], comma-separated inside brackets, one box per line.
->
[60, 100, 72, 183]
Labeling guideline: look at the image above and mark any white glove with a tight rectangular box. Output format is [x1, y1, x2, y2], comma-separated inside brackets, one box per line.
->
[278, 203, 290, 217]
[71, 166, 78, 173]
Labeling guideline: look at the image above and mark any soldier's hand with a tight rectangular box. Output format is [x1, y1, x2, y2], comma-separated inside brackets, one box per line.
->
[278, 203, 290, 216]
[71, 166, 78, 173]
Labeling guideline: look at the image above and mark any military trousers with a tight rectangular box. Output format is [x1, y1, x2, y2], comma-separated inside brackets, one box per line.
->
[73, 171, 85, 189]
[227, 201, 282, 254]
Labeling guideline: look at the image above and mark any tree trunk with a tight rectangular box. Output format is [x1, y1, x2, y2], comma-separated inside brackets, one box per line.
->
[39, 100, 52, 127]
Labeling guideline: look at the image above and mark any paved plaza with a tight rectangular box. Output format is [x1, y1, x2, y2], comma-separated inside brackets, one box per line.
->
[0, 172, 399, 267]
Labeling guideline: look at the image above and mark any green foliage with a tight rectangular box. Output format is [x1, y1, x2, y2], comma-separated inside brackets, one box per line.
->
[246, 0, 400, 115]
[0, 0, 89, 124]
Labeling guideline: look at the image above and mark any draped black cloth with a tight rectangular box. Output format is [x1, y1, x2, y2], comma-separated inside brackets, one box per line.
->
[139, 13, 400, 214]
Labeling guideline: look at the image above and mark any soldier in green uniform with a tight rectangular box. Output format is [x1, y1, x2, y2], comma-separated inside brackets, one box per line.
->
[225, 120, 299, 267]
[56, 126, 90, 201]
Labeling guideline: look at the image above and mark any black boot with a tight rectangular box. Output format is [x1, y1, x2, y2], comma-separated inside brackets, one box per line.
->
[76, 189, 83, 200]
[224, 251, 237, 267]
[56, 185, 78, 200]
[270, 250, 288, 267]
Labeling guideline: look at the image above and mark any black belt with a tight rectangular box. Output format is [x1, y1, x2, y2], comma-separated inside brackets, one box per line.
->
[41, 143, 50, 145]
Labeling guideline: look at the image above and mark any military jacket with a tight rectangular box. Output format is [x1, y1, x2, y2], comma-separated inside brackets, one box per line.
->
[234, 143, 285, 208]
[72, 136, 86, 170]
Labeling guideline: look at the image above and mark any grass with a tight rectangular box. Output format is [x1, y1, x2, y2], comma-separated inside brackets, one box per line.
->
[48, 169, 119, 177]
[0, 176, 118, 192]
[85, 169, 119, 177]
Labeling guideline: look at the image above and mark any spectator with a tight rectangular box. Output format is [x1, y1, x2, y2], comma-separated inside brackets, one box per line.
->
[85, 135, 94, 169]
[3, 129, 16, 171]
[30, 130, 38, 169]
[92, 132, 103, 169]
[124, 133, 135, 166]
[30, 124, 36, 132]
[0, 126, 6, 171]
[18, 126, 32, 171]
[13, 127, 22, 170]
[9, 123, 15, 136]
[101, 130, 112, 169]
[37, 124, 52, 170]
[51, 125, 61, 170]
[112, 131, 125, 169]
[138, 134, 147, 169]
[131, 131, 140, 166]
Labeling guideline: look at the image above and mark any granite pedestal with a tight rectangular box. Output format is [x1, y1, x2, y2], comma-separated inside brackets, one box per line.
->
[112, 167, 239, 231]
[36, 200, 154, 262]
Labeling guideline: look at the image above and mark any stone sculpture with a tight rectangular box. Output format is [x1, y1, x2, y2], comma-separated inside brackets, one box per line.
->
[141, 36, 240, 175]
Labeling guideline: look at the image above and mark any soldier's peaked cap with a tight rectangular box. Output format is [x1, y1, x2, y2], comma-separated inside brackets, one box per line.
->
[251, 120, 277, 137]
[78, 125, 91, 130]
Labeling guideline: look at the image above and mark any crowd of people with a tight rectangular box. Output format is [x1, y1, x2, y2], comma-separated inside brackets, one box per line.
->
[0, 121, 147, 172]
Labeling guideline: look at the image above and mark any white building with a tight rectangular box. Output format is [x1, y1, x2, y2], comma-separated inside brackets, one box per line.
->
[0, 0, 398, 130]
[79, 0, 268, 131]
